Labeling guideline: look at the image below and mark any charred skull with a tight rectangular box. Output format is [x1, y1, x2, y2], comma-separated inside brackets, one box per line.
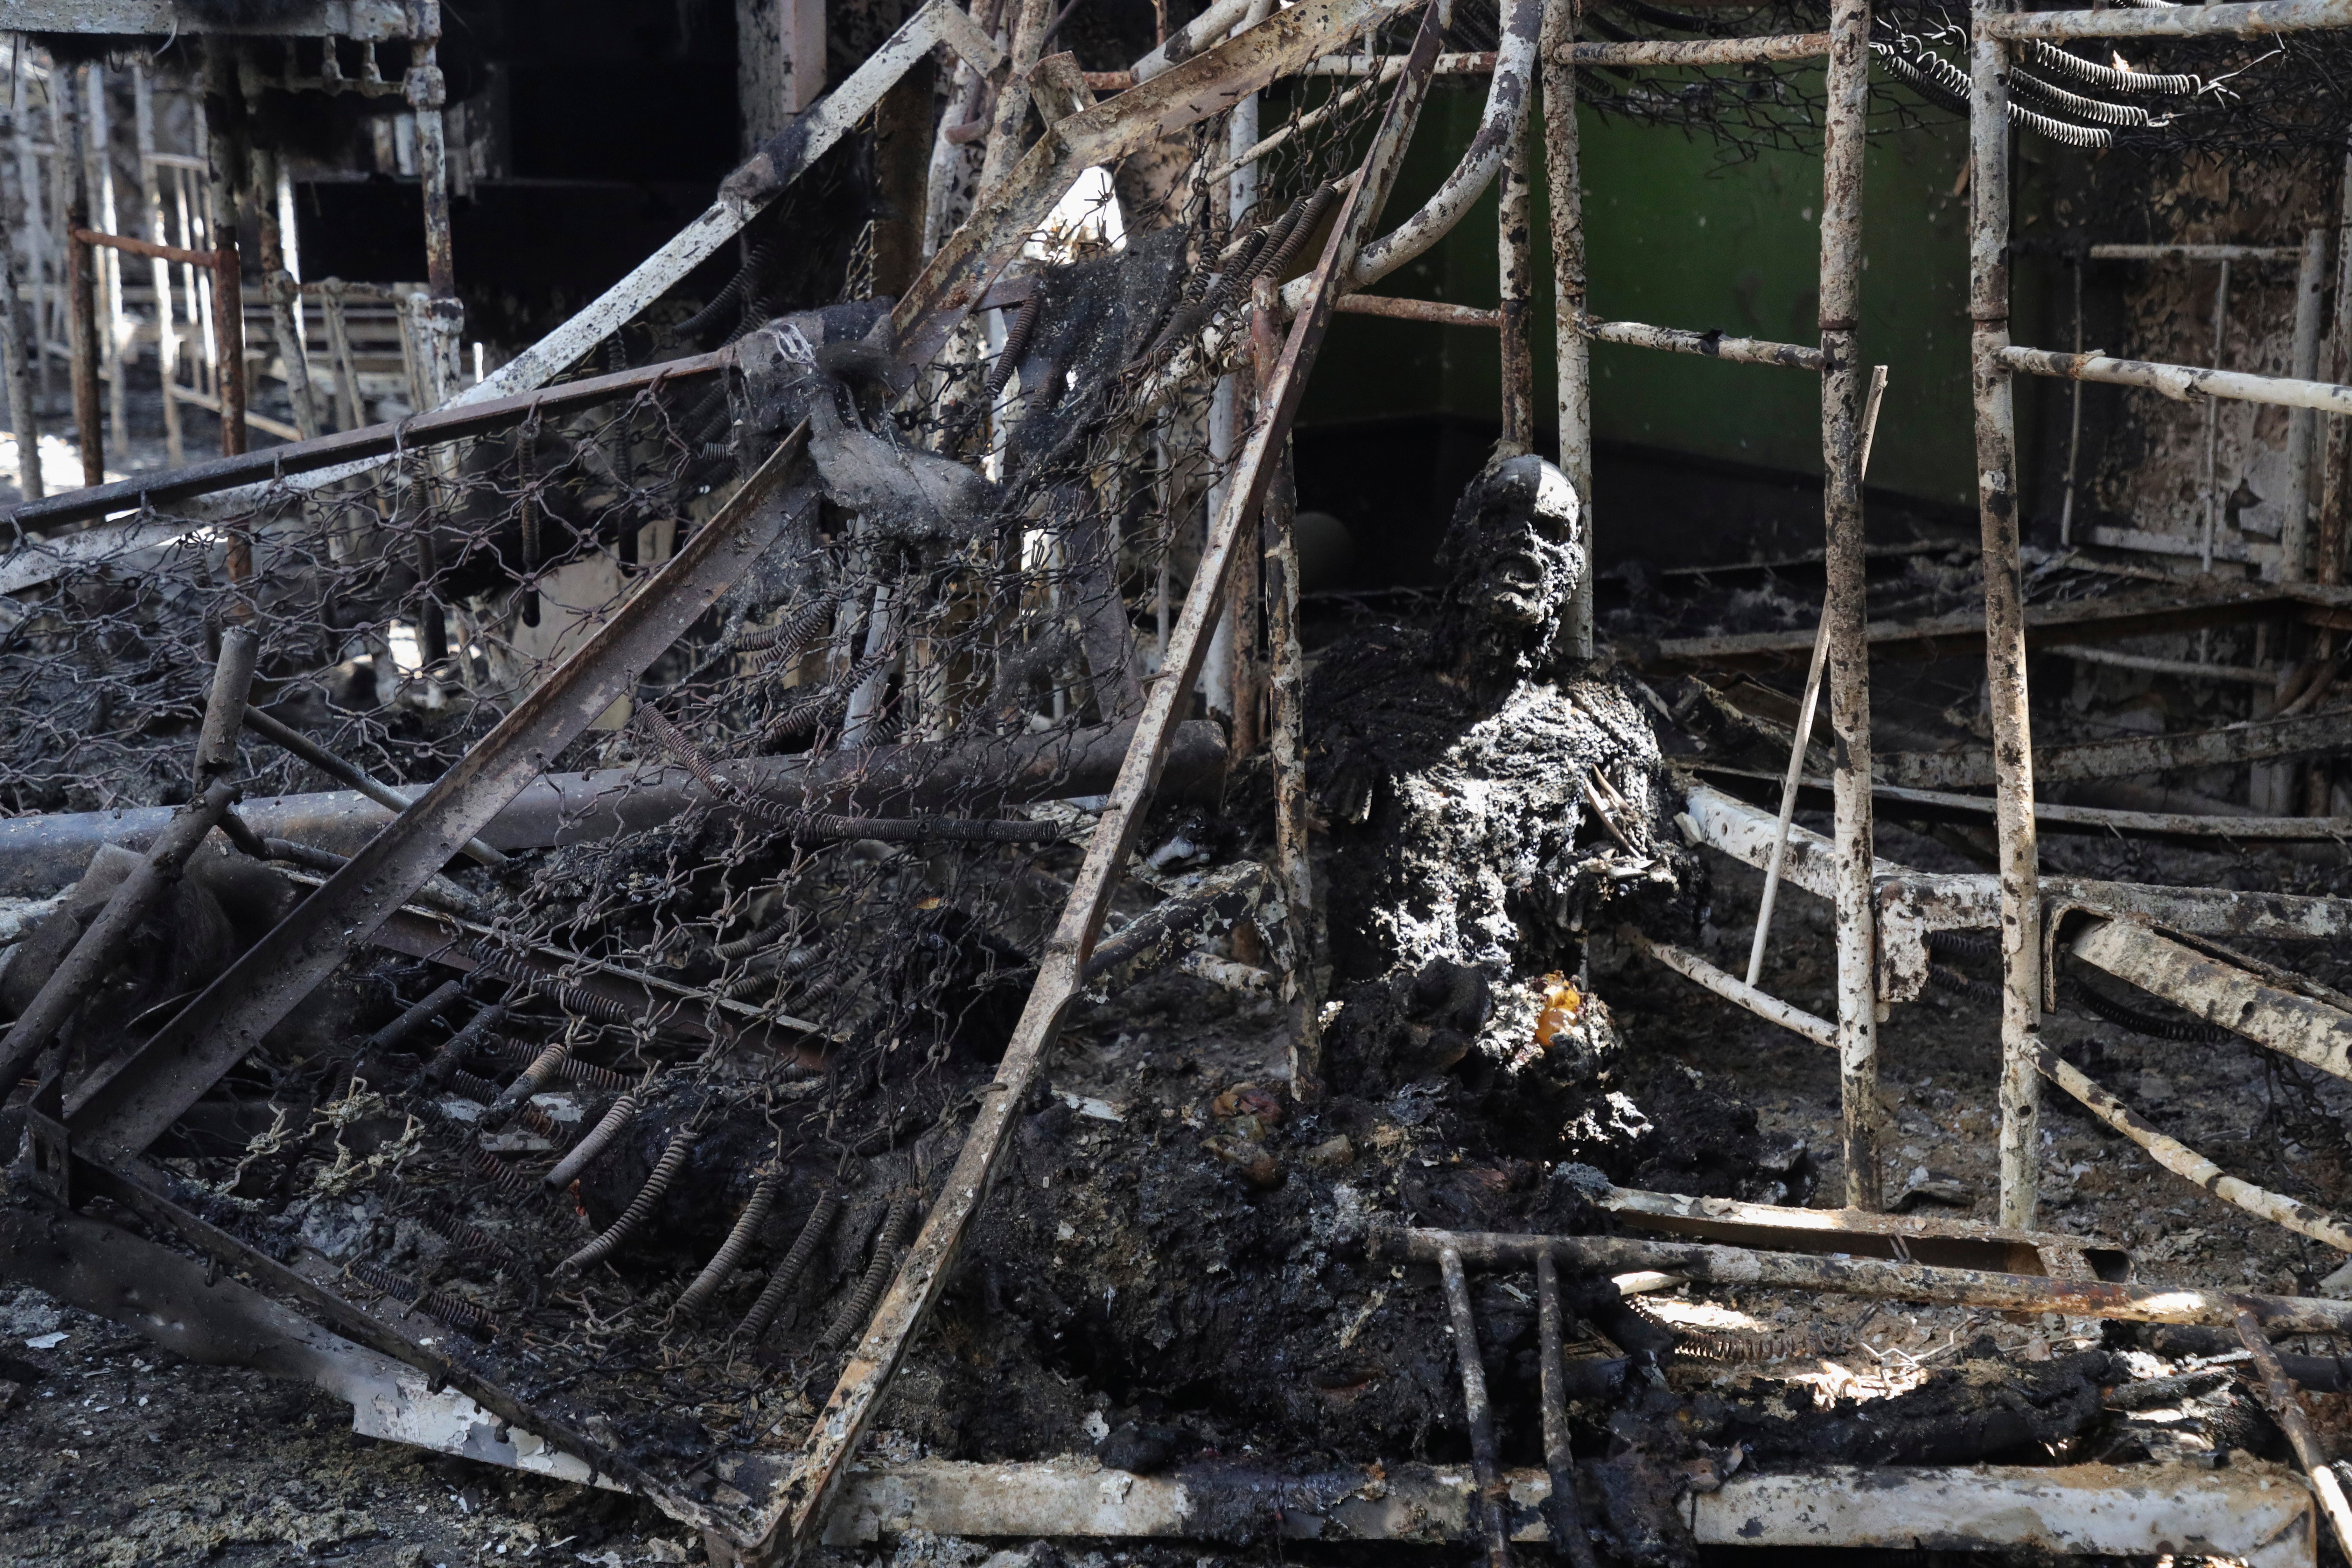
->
[1432, 451, 1585, 684]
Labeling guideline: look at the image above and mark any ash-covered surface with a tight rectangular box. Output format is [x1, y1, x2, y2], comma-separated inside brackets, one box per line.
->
[9, 447, 2352, 1565]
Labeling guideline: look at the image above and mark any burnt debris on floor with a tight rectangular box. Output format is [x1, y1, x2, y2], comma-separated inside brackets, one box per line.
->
[16, 2, 2352, 1567]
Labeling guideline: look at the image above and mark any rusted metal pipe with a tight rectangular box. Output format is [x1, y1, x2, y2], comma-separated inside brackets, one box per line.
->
[1371, 1225, 2352, 1332]
[2038, 1042, 2352, 1253]
[1820, 0, 1878, 1211]
[1540, 0, 1593, 658]
[2236, 1309, 2352, 1558]
[1535, 1254, 1601, 1568]
[65, 180, 102, 487]
[1626, 928, 1837, 1048]
[194, 626, 261, 781]
[1746, 603, 1830, 988]
[2000, 344, 2352, 416]
[1981, 0, 2352, 38]
[1333, 294, 1497, 327]
[1581, 313, 1824, 371]
[1970, 0, 2042, 1231]
[1497, 112, 1534, 450]
[1566, 34, 1830, 63]
[241, 705, 506, 867]
[1438, 1246, 1514, 1568]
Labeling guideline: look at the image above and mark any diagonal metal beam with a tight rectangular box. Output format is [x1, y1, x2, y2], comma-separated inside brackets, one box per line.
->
[743, 9, 1446, 1560]
[64, 432, 815, 1165]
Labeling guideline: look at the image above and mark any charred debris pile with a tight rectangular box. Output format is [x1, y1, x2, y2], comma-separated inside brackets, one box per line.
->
[14, 0, 2352, 1564]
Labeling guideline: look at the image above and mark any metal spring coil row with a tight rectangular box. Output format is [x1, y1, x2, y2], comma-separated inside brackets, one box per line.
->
[486, 1037, 638, 1092]
[348, 1259, 499, 1336]
[487, 1037, 578, 1122]
[732, 592, 839, 660]
[1669, 1324, 1830, 1366]
[2071, 978, 2232, 1043]
[561, 1130, 695, 1273]
[1925, 929, 1999, 961]
[545, 1093, 642, 1189]
[463, 944, 634, 1027]
[819, 1189, 916, 1353]
[471, 1146, 555, 1212]
[985, 292, 1044, 401]
[366, 978, 469, 1055]
[2023, 39, 2200, 97]
[677, 1172, 784, 1315]
[739, 1187, 842, 1339]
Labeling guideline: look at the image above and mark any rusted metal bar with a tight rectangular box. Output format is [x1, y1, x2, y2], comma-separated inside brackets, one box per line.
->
[2057, 646, 2276, 685]
[978, 0, 1052, 196]
[1881, 703, 2352, 790]
[199, 46, 245, 460]
[0, 720, 1227, 893]
[242, 704, 505, 868]
[132, 64, 184, 466]
[1438, 1246, 1515, 1568]
[1647, 580, 2352, 671]
[69, 223, 216, 268]
[0, 233, 38, 503]
[65, 128, 102, 487]
[1333, 294, 1497, 327]
[2067, 916, 2352, 1083]
[2037, 1042, 2352, 1254]
[1701, 762, 2352, 840]
[1534, 1255, 1601, 1568]
[2238, 1310, 2352, 1559]
[1596, 1181, 2114, 1275]
[194, 625, 262, 782]
[1254, 288, 1320, 1101]
[1302, 49, 1497, 72]
[1820, 0, 1877, 1212]
[1623, 927, 1837, 1048]
[1581, 312, 1824, 370]
[2090, 243, 2304, 263]
[1566, 33, 1830, 63]
[1981, 0, 2352, 37]
[2001, 344, 2352, 417]
[1129, 0, 1254, 79]
[820, 1456, 2315, 1563]
[1370, 1224, 2352, 1332]
[1541, 0, 1592, 659]
[1745, 608, 1829, 987]
[61, 428, 817, 1166]
[748, 20, 1447, 1560]
[2322, 150, 2352, 591]
[1972, 0, 2041, 1231]
[2281, 231, 2330, 581]
[1497, 111, 1534, 450]
[2, 348, 728, 532]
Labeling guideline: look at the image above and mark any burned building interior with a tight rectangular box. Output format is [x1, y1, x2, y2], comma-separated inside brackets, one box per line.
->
[26, 0, 2352, 1563]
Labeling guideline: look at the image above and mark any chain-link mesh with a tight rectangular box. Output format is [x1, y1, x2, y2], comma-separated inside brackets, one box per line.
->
[0, 61, 1404, 1489]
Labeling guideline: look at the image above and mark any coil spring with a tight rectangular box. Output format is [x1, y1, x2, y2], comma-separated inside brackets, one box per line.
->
[1256, 183, 1338, 287]
[819, 1189, 916, 1353]
[449, 1069, 505, 1105]
[545, 1092, 642, 1189]
[487, 1037, 637, 1092]
[2007, 67, 2154, 127]
[729, 593, 839, 663]
[464, 944, 635, 1027]
[1872, 41, 2113, 148]
[348, 1259, 499, 1336]
[1668, 1323, 1831, 1366]
[739, 1187, 841, 1339]
[561, 1130, 695, 1273]
[678, 1172, 784, 1315]
[1927, 964, 2000, 1002]
[1925, 929, 1999, 961]
[985, 292, 1044, 401]
[2071, 978, 2232, 1043]
[471, 1146, 553, 1212]
[2023, 39, 2200, 97]
[673, 239, 773, 343]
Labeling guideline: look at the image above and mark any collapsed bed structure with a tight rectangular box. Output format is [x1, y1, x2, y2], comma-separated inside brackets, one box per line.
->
[15, 0, 2352, 1563]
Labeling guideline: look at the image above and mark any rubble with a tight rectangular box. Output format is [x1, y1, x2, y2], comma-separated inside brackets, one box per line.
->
[15, 0, 2352, 1564]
